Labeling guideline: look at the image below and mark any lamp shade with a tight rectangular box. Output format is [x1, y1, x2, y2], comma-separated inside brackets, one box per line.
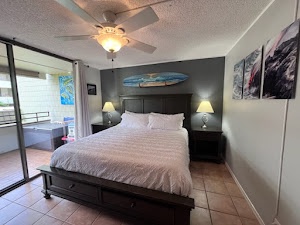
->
[197, 101, 214, 113]
[102, 102, 115, 112]
[96, 34, 128, 53]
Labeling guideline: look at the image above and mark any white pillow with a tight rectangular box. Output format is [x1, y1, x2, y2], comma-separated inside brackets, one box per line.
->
[148, 113, 184, 130]
[120, 112, 149, 128]
[125, 110, 149, 125]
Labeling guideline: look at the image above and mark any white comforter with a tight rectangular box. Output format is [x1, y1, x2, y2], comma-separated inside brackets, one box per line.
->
[50, 125, 193, 196]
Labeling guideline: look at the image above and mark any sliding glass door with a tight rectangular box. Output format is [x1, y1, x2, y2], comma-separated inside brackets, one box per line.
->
[0, 43, 26, 192]
[0, 40, 73, 193]
[12, 46, 74, 178]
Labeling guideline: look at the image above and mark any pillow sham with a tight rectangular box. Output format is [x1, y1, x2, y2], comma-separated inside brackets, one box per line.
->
[148, 113, 184, 130]
[150, 112, 185, 119]
[120, 112, 149, 128]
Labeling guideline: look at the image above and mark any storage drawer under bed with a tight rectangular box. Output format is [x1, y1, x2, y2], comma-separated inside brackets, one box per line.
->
[47, 176, 175, 225]
[39, 165, 194, 225]
[101, 189, 175, 225]
[48, 176, 99, 204]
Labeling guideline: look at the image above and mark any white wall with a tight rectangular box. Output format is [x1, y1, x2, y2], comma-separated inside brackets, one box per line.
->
[0, 66, 101, 154]
[9, 66, 100, 124]
[277, 2, 300, 225]
[17, 74, 74, 122]
[85, 66, 102, 124]
[223, 0, 299, 224]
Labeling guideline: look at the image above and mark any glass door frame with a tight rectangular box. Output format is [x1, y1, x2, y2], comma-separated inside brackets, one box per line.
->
[7, 43, 29, 179]
[0, 44, 29, 195]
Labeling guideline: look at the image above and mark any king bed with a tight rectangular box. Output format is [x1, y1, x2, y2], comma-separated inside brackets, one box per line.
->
[38, 94, 194, 225]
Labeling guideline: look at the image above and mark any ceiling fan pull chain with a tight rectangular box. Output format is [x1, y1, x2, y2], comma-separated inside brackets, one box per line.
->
[111, 58, 114, 73]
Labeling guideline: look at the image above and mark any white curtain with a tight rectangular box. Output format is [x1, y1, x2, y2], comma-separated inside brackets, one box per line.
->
[73, 60, 92, 139]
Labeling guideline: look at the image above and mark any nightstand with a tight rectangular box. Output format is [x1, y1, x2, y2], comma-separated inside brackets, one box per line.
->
[190, 127, 223, 163]
[92, 122, 118, 134]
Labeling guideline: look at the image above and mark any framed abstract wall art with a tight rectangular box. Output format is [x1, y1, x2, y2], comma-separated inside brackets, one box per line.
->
[243, 46, 263, 99]
[87, 83, 97, 95]
[263, 19, 300, 99]
[232, 59, 245, 99]
[59, 75, 74, 105]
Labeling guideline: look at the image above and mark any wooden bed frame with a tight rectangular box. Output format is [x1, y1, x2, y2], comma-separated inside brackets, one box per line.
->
[38, 94, 194, 225]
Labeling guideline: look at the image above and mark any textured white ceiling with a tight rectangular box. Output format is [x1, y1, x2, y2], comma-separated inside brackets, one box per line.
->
[0, 0, 272, 71]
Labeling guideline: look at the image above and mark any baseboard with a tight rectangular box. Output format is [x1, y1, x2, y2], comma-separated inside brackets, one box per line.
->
[272, 218, 282, 225]
[225, 162, 265, 225]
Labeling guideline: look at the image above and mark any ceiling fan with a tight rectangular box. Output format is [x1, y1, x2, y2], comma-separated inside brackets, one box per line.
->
[55, 0, 160, 59]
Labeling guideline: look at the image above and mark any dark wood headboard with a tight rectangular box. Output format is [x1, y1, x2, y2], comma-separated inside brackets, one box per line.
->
[120, 94, 192, 130]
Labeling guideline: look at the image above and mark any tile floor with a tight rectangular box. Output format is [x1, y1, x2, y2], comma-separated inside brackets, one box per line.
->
[189, 161, 260, 225]
[0, 148, 52, 190]
[0, 161, 260, 225]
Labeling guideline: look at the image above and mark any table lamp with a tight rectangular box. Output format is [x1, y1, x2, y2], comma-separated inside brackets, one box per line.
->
[197, 100, 214, 128]
[102, 102, 115, 124]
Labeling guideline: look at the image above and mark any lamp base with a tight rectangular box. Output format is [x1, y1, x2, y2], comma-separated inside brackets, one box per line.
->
[201, 124, 207, 129]
[107, 112, 113, 124]
[201, 113, 208, 129]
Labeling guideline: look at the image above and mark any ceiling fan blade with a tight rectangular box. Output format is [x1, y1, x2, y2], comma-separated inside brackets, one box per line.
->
[116, 0, 173, 14]
[126, 38, 156, 54]
[116, 7, 159, 34]
[107, 52, 117, 59]
[55, 0, 101, 26]
[55, 35, 94, 41]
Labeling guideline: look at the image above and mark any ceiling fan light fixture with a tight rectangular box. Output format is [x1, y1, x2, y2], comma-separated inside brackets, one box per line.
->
[96, 34, 128, 53]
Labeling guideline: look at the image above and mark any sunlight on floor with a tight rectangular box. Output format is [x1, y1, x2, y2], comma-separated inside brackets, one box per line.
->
[0, 148, 52, 190]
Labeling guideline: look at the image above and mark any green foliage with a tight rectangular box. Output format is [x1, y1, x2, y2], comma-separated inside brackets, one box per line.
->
[0, 101, 8, 106]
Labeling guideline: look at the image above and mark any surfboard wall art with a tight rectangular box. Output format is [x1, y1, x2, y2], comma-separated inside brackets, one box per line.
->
[123, 72, 188, 88]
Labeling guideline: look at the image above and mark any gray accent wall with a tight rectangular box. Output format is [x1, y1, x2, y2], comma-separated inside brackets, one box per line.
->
[100, 57, 225, 128]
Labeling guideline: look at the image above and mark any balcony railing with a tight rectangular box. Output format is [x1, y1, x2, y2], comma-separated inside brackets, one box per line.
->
[0, 111, 50, 126]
